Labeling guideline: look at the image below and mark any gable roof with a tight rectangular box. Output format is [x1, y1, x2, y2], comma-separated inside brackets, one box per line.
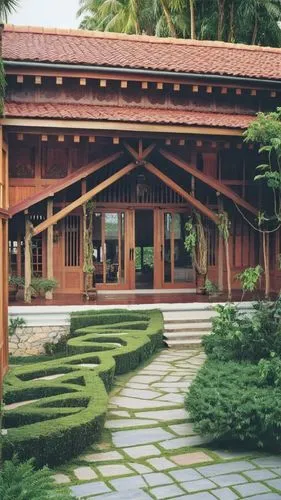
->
[3, 25, 281, 81]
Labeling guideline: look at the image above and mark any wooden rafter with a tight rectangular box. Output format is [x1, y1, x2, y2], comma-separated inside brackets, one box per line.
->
[124, 141, 156, 161]
[159, 148, 258, 216]
[32, 162, 137, 236]
[145, 162, 219, 224]
[9, 151, 123, 217]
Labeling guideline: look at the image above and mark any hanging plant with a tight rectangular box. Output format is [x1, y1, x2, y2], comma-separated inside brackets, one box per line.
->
[218, 211, 232, 301]
[83, 200, 96, 299]
[184, 211, 208, 292]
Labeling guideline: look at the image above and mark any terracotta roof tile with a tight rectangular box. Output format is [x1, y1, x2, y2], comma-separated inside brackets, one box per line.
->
[3, 25, 281, 81]
[4, 102, 255, 129]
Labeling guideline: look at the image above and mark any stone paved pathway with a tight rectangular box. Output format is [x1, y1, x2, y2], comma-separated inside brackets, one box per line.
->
[54, 349, 281, 499]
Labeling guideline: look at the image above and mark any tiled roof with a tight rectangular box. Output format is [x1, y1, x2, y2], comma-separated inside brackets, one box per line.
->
[5, 102, 254, 129]
[3, 25, 281, 81]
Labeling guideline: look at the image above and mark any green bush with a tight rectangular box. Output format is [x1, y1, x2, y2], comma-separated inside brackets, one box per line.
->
[3, 309, 163, 466]
[203, 300, 281, 362]
[186, 359, 281, 451]
[0, 458, 72, 499]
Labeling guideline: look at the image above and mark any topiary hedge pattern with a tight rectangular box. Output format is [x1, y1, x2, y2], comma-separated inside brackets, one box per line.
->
[3, 309, 163, 467]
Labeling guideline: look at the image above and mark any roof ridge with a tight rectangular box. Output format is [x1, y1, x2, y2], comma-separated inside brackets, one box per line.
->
[4, 24, 281, 55]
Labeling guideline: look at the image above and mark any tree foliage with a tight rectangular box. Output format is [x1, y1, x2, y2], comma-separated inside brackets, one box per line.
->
[78, 0, 281, 47]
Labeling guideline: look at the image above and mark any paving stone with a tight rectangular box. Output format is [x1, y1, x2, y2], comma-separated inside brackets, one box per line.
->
[124, 444, 161, 458]
[245, 469, 277, 481]
[83, 451, 123, 462]
[175, 494, 216, 500]
[152, 382, 189, 389]
[213, 449, 255, 460]
[171, 452, 213, 466]
[135, 408, 187, 421]
[105, 419, 156, 429]
[52, 473, 71, 484]
[110, 410, 130, 418]
[129, 463, 152, 474]
[71, 481, 111, 497]
[266, 478, 281, 491]
[149, 484, 185, 499]
[97, 464, 133, 477]
[73, 466, 97, 481]
[234, 482, 271, 497]
[126, 383, 153, 390]
[197, 460, 255, 477]
[212, 487, 238, 499]
[110, 396, 171, 409]
[213, 473, 248, 487]
[109, 475, 146, 490]
[93, 491, 153, 500]
[130, 375, 161, 383]
[147, 457, 176, 471]
[120, 388, 161, 400]
[271, 468, 281, 476]
[169, 468, 203, 482]
[160, 435, 210, 450]
[112, 427, 173, 447]
[163, 376, 182, 382]
[253, 457, 281, 468]
[243, 495, 281, 500]
[168, 423, 196, 436]
[157, 393, 184, 404]
[181, 478, 216, 493]
[143, 472, 174, 487]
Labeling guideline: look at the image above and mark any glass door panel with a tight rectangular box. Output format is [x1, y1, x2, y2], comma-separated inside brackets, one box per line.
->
[162, 211, 194, 286]
[93, 212, 126, 286]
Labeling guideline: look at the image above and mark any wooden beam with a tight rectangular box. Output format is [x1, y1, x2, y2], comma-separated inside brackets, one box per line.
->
[1, 118, 246, 137]
[9, 151, 123, 217]
[145, 162, 219, 224]
[142, 143, 156, 160]
[33, 162, 137, 236]
[24, 219, 33, 303]
[159, 148, 258, 216]
[124, 142, 138, 160]
[46, 198, 54, 300]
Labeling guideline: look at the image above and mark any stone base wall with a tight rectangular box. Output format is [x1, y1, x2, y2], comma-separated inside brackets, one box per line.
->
[9, 326, 70, 356]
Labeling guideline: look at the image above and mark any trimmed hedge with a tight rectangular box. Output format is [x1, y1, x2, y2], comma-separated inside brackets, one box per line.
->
[3, 309, 163, 467]
[186, 359, 281, 451]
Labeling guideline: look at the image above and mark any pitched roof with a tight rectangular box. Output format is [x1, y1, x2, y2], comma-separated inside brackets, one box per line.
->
[4, 102, 254, 129]
[3, 25, 281, 81]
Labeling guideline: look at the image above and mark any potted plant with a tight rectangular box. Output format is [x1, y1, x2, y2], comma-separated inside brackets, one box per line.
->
[83, 200, 97, 300]
[8, 276, 24, 302]
[30, 277, 59, 298]
[204, 278, 219, 300]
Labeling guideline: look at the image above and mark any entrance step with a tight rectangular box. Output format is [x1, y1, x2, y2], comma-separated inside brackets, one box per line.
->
[165, 322, 212, 332]
[162, 307, 214, 348]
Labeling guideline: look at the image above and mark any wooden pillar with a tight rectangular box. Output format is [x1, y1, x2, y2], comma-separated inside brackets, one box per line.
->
[24, 217, 33, 303]
[46, 198, 54, 299]
[218, 199, 224, 292]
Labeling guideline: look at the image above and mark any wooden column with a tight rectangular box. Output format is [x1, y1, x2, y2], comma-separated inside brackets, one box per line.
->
[24, 217, 33, 303]
[218, 199, 224, 292]
[46, 198, 54, 299]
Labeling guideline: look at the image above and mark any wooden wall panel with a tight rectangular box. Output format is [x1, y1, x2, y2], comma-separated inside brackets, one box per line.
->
[9, 185, 38, 206]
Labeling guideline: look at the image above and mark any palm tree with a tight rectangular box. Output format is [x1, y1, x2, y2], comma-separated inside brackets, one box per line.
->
[0, 0, 19, 22]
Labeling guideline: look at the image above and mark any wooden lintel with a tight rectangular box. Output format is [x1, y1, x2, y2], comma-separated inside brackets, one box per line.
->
[145, 162, 219, 224]
[33, 162, 136, 236]
[9, 151, 123, 217]
[1, 118, 245, 137]
[159, 148, 258, 216]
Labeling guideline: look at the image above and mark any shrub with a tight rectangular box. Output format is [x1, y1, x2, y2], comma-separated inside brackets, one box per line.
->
[0, 458, 72, 499]
[3, 309, 163, 466]
[186, 359, 281, 451]
[203, 299, 281, 362]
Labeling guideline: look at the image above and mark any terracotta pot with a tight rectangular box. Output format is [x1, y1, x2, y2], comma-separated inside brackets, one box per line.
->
[196, 274, 206, 294]
[83, 272, 97, 301]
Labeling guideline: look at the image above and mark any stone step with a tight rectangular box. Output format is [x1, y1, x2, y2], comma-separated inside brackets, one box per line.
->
[164, 331, 209, 341]
[165, 322, 212, 332]
[163, 311, 217, 323]
[165, 338, 203, 349]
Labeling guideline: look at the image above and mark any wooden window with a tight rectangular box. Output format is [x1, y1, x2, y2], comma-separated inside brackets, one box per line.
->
[65, 215, 81, 267]
[32, 236, 43, 276]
